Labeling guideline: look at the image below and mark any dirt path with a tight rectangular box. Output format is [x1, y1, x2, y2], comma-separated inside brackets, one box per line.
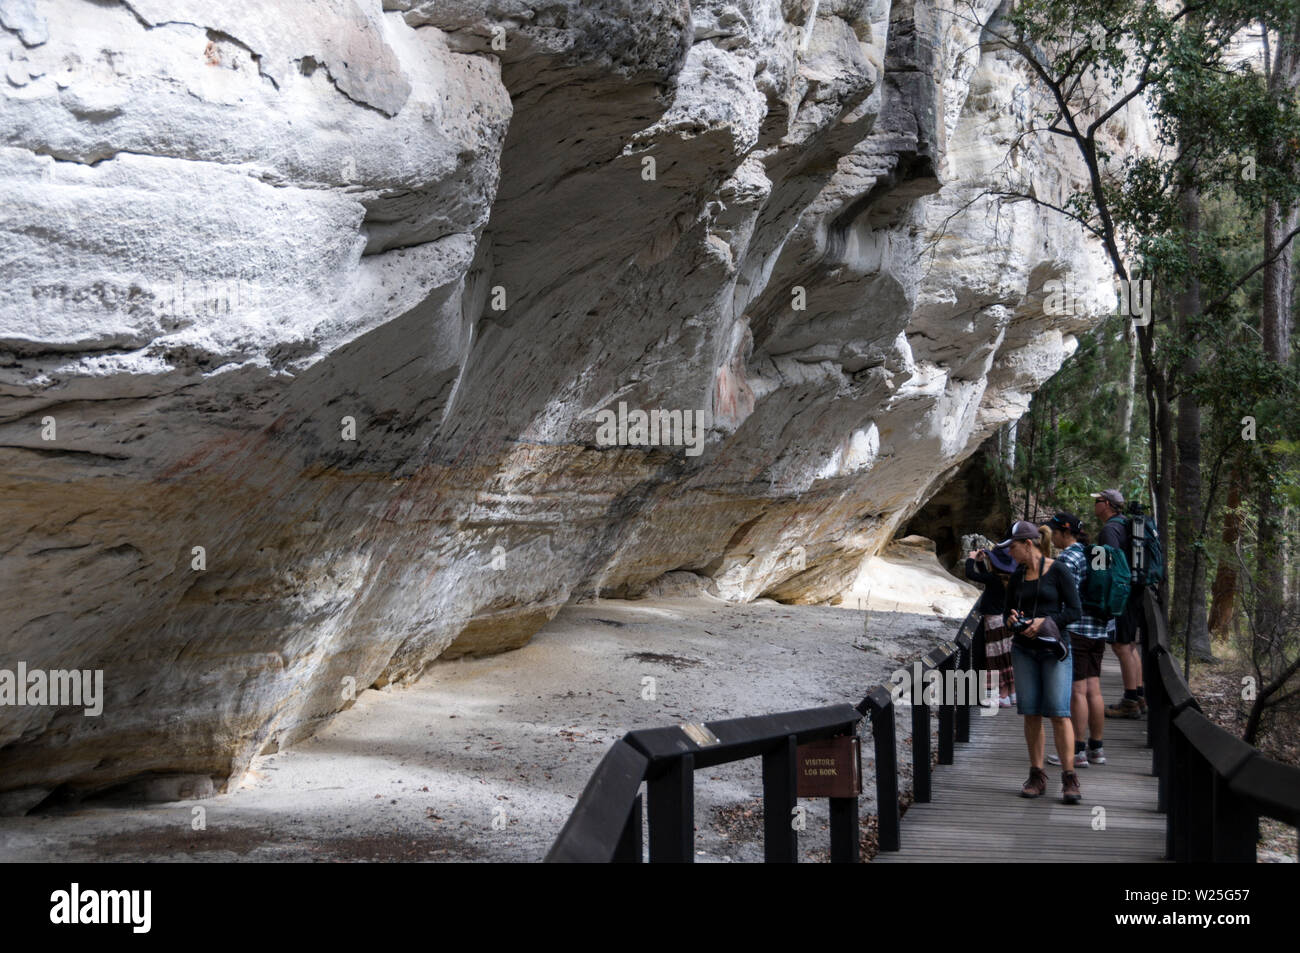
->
[0, 595, 962, 862]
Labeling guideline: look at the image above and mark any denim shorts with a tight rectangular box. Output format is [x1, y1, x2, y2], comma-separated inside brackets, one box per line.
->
[1011, 643, 1073, 717]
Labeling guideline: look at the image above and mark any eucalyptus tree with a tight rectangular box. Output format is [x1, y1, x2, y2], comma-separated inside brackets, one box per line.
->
[953, 0, 1300, 665]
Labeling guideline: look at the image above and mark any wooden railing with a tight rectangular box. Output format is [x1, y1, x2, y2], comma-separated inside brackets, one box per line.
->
[551, 585, 1298, 862]
[545, 606, 983, 862]
[1142, 590, 1300, 861]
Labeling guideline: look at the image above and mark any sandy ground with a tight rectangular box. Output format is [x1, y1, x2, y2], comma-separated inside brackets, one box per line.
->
[0, 595, 964, 863]
[843, 536, 981, 616]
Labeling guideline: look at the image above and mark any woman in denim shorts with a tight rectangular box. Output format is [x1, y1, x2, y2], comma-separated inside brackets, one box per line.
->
[1000, 521, 1083, 803]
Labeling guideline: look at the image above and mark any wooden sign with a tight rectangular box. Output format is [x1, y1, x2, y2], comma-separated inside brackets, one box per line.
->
[796, 735, 862, 798]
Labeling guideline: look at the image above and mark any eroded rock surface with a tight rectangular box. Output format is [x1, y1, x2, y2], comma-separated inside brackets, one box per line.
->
[1, 0, 1122, 804]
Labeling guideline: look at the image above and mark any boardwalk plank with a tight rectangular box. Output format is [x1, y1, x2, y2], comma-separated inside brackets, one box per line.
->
[874, 656, 1166, 863]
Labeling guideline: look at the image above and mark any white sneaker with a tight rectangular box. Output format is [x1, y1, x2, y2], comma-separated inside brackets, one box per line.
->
[1046, 752, 1088, 767]
[1087, 746, 1107, 764]
[998, 696, 1013, 708]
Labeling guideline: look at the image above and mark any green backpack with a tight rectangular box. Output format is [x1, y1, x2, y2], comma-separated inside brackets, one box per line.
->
[1081, 544, 1131, 619]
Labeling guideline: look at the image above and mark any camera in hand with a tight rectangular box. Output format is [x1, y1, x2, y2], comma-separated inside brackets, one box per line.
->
[1010, 614, 1068, 661]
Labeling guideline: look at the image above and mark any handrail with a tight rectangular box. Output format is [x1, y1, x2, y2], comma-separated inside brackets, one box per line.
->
[1144, 589, 1300, 861]
[545, 739, 649, 863]
[545, 603, 984, 862]
[548, 586, 1298, 862]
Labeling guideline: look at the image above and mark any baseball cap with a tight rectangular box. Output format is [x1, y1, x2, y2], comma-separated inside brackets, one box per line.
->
[996, 520, 1041, 547]
[1091, 488, 1124, 506]
[1046, 512, 1082, 535]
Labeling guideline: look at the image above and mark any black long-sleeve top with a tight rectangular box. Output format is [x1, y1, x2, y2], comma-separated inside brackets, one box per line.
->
[964, 558, 1007, 615]
[1003, 558, 1081, 633]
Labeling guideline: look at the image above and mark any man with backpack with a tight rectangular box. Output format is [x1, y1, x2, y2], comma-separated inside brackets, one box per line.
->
[1044, 513, 1111, 768]
[1091, 489, 1148, 718]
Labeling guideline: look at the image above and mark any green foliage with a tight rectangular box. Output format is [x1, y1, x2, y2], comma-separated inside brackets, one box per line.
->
[1002, 316, 1146, 518]
[992, 0, 1300, 492]
[991, 0, 1300, 728]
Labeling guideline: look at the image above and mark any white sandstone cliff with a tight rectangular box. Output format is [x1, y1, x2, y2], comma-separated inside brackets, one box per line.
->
[0, 0, 1128, 808]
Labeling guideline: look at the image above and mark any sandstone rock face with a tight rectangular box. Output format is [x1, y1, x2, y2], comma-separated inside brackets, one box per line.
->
[0, 0, 1121, 804]
[903, 433, 1012, 570]
[840, 534, 980, 617]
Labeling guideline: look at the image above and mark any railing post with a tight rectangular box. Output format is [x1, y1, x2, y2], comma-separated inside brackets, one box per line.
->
[956, 623, 977, 744]
[912, 676, 931, 803]
[1141, 611, 1157, 752]
[1211, 773, 1258, 862]
[1168, 721, 1188, 861]
[938, 651, 955, 765]
[1188, 746, 1215, 862]
[863, 687, 900, 852]
[829, 794, 859, 863]
[1151, 652, 1169, 805]
[613, 791, 644, 863]
[762, 734, 798, 863]
[647, 753, 694, 863]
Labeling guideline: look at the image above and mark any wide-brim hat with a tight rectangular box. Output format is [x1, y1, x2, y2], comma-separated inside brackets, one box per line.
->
[987, 545, 1017, 573]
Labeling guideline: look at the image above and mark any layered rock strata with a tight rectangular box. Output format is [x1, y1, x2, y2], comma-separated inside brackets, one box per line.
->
[0, 0, 1116, 805]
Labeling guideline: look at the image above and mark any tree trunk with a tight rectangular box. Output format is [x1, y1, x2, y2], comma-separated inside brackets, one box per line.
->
[1120, 321, 1136, 453]
[1023, 399, 1037, 520]
[1173, 186, 1212, 660]
[1207, 462, 1243, 636]
[1257, 20, 1300, 648]
[1047, 401, 1059, 499]
[1136, 318, 1171, 617]
[1157, 376, 1174, 608]
[1257, 201, 1295, 644]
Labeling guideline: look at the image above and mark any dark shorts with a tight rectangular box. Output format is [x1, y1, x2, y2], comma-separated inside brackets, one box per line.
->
[1112, 598, 1142, 644]
[1070, 635, 1106, 680]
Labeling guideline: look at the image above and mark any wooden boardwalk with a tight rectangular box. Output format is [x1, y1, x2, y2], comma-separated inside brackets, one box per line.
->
[875, 656, 1166, 862]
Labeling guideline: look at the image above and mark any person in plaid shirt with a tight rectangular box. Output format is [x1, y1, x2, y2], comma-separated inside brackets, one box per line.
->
[1044, 512, 1107, 769]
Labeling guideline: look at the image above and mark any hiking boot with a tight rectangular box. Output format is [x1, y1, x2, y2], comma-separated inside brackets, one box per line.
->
[1061, 770, 1082, 804]
[1137, 696, 1148, 716]
[1021, 766, 1048, 798]
[1086, 746, 1106, 765]
[1105, 698, 1142, 719]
